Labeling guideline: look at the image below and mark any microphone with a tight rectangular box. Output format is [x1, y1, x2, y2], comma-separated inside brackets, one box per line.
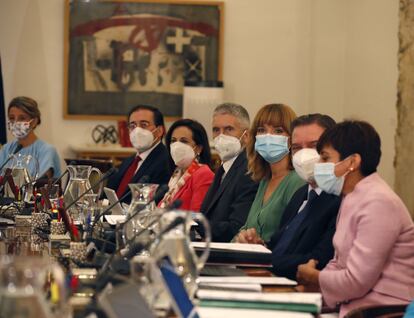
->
[87, 175, 152, 236]
[119, 184, 169, 227]
[0, 143, 23, 172]
[64, 167, 117, 211]
[96, 197, 181, 277]
[123, 216, 186, 260]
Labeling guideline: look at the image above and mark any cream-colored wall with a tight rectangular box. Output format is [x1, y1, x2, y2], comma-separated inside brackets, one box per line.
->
[0, 0, 399, 186]
[310, 0, 399, 186]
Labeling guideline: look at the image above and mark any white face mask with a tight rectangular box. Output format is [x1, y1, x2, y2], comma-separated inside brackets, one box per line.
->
[170, 141, 195, 169]
[129, 127, 155, 153]
[292, 148, 320, 182]
[213, 131, 245, 162]
[8, 120, 32, 139]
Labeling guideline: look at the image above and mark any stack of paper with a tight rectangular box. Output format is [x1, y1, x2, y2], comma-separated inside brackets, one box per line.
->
[191, 242, 272, 267]
[197, 276, 297, 286]
[197, 290, 322, 314]
[197, 276, 296, 293]
[197, 307, 314, 318]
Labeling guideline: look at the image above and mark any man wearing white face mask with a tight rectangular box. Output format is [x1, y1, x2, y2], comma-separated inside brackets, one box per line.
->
[266, 113, 341, 280]
[199, 103, 258, 242]
[106, 105, 172, 203]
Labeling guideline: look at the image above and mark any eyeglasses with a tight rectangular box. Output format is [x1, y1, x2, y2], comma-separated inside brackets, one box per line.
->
[127, 120, 154, 131]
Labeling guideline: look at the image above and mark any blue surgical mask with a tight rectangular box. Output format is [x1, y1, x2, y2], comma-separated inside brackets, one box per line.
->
[254, 134, 289, 164]
[314, 161, 349, 196]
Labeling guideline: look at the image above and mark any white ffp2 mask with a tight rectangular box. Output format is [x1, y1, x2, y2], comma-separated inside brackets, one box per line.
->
[170, 141, 195, 169]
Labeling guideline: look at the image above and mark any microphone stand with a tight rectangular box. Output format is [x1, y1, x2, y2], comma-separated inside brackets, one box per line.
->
[98, 199, 181, 275]
[0, 144, 23, 173]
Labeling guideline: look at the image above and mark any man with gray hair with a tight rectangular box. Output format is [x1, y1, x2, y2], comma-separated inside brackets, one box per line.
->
[200, 103, 258, 242]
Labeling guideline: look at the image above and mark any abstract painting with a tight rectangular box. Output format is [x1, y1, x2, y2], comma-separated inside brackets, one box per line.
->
[64, 0, 223, 119]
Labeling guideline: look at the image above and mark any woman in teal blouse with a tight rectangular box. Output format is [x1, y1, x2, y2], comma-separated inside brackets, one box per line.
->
[235, 104, 305, 243]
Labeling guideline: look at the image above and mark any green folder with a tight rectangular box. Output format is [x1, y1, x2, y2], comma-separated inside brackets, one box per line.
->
[199, 299, 319, 314]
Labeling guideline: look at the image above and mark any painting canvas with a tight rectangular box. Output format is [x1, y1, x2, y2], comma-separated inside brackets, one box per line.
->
[64, 0, 223, 119]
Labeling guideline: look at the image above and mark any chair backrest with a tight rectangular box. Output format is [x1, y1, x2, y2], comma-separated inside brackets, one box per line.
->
[345, 304, 408, 318]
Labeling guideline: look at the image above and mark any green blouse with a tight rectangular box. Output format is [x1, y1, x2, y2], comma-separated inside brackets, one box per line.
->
[239, 170, 305, 242]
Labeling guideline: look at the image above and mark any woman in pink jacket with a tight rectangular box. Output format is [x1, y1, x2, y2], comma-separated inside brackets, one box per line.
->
[296, 120, 414, 317]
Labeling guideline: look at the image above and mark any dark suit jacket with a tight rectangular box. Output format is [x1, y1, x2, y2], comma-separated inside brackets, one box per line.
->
[268, 185, 341, 280]
[200, 151, 259, 242]
[106, 143, 172, 204]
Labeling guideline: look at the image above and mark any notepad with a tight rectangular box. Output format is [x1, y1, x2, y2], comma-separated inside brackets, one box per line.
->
[104, 215, 126, 225]
[197, 291, 322, 314]
[198, 282, 262, 292]
[197, 276, 297, 286]
[191, 242, 272, 267]
[197, 307, 314, 318]
[191, 242, 271, 254]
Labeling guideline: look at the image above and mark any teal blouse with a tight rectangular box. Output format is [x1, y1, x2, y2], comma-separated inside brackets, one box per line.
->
[239, 170, 305, 242]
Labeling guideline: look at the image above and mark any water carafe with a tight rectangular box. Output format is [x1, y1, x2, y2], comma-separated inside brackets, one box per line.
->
[63, 165, 102, 223]
[151, 210, 211, 298]
[122, 183, 159, 249]
[4, 154, 38, 201]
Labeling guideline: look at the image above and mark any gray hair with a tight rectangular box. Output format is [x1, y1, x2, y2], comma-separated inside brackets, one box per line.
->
[213, 103, 250, 129]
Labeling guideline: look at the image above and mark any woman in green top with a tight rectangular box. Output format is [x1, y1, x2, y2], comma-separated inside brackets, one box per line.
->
[235, 104, 305, 243]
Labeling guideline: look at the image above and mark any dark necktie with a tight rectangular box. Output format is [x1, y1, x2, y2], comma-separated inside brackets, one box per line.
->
[272, 190, 318, 256]
[210, 165, 225, 193]
[200, 165, 225, 214]
[116, 156, 141, 197]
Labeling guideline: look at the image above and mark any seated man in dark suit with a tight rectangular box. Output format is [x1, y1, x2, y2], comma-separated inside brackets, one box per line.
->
[200, 103, 258, 242]
[267, 113, 341, 280]
[107, 105, 172, 203]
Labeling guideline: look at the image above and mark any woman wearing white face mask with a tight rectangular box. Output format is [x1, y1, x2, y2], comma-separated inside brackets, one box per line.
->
[234, 104, 305, 243]
[0, 96, 61, 178]
[296, 120, 414, 318]
[158, 119, 214, 211]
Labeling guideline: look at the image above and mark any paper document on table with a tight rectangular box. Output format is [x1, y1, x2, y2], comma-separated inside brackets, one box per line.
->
[197, 290, 322, 308]
[198, 282, 262, 292]
[191, 242, 271, 254]
[197, 276, 297, 286]
[197, 307, 314, 318]
[105, 215, 126, 225]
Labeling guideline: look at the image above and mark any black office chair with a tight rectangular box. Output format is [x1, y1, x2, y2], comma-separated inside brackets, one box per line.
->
[344, 304, 407, 318]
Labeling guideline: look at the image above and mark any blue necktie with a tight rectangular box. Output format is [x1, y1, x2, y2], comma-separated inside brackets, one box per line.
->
[272, 190, 318, 256]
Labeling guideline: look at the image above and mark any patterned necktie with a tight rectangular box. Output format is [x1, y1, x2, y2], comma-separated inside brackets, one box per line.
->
[272, 190, 318, 256]
[116, 155, 141, 197]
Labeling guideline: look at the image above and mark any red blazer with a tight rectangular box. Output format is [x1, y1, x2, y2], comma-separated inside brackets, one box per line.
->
[172, 165, 214, 212]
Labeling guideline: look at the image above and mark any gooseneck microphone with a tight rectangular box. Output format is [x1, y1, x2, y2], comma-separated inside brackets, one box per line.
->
[0, 143, 23, 173]
[88, 175, 152, 236]
[123, 214, 185, 260]
[97, 197, 181, 273]
[97, 198, 183, 279]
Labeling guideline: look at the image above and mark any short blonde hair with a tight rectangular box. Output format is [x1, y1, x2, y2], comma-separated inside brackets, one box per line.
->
[247, 104, 297, 182]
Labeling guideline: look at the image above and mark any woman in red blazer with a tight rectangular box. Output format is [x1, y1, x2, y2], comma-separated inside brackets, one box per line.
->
[159, 119, 214, 211]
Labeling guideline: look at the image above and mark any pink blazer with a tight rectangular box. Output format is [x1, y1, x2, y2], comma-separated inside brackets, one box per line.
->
[319, 173, 414, 318]
[172, 165, 214, 212]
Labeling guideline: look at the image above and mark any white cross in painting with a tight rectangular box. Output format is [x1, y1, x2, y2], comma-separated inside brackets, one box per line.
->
[166, 28, 191, 54]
